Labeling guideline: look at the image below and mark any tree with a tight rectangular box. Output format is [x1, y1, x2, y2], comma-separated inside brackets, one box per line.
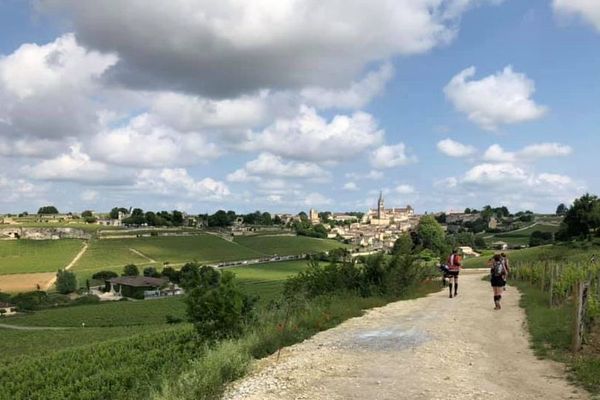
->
[172, 210, 184, 226]
[161, 266, 180, 283]
[81, 210, 93, 218]
[38, 206, 59, 215]
[184, 266, 254, 340]
[556, 203, 567, 216]
[474, 236, 487, 249]
[122, 264, 140, 276]
[434, 213, 446, 224]
[109, 207, 129, 219]
[416, 215, 450, 259]
[529, 231, 554, 247]
[558, 193, 600, 239]
[56, 270, 77, 294]
[208, 210, 231, 227]
[91, 270, 118, 281]
[143, 266, 160, 278]
[392, 234, 413, 255]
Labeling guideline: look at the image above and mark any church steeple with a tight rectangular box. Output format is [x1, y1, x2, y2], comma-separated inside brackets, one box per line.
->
[377, 191, 384, 219]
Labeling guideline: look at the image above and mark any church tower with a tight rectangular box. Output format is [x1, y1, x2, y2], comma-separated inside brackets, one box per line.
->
[377, 191, 384, 219]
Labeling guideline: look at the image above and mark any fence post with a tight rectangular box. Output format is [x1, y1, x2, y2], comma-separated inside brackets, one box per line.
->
[572, 280, 590, 353]
[549, 264, 555, 307]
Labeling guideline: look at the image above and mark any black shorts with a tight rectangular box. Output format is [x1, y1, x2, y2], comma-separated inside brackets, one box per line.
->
[447, 270, 459, 278]
[491, 275, 506, 287]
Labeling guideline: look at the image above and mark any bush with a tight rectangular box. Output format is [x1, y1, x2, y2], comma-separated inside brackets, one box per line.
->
[184, 266, 255, 340]
[72, 295, 101, 306]
[165, 314, 184, 324]
[143, 266, 161, 278]
[91, 270, 119, 281]
[123, 264, 140, 276]
[56, 269, 77, 294]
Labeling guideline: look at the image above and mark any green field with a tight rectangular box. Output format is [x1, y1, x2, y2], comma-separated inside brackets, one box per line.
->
[482, 223, 560, 247]
[0, 240, 84, 275]
[234, 235, 346, 256]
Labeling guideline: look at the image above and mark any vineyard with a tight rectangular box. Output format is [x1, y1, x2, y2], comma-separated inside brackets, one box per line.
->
[507, 244, 600, 392]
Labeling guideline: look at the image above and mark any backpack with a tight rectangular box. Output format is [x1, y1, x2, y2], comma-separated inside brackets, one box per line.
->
[492, 260, 504, 277]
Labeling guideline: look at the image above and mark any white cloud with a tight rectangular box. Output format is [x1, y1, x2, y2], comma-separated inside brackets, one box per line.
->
[370, 143, 416, 169]
[80, 190, 99, 202]
[483, 142, 572, 163]
[343, 182, 359, 191]
[90, 114, 220, 168]
[0, 34, 117, 139]
[518, 142, 572, 159]
[39, 0, 499, 97]
[135, 168, 230, 200]
[395, 184, 416, 194]
[346, 170, 384, 180]
[23, 144, 114, 183]
[303, 192, 333, 206]
[300, 63, 394, 109]
[227, 153, 329, 182]
[444, 66, 547, 130]
[0, 175, 47, 204]
[437, 138, 476, 157]
[246, 106, 383, 162]
[553, 0, 600, 31]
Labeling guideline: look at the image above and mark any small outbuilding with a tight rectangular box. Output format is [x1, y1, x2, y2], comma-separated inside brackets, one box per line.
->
[0, 302, 17, 316]
[492, 241, 509, 251]
[106, 276, 169, 299]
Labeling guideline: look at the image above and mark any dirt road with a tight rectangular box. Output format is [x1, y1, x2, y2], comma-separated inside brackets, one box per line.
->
[44, 241, 88, 290]
[224, 270, 589, 400]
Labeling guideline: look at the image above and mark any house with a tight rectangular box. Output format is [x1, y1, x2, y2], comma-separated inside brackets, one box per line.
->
[492, 241, 508, 250]
[458, 246, 480, 257]
[106, 276, 169, 299]
[0, 302, 17, 316]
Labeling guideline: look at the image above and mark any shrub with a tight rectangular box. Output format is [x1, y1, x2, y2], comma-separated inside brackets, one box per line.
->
[185, 266, 254, 340]
[56, 269, 77, 294]
[91, 270, 119, 281]
[143, 266, 161, 278]
[123, 264, 140, 276]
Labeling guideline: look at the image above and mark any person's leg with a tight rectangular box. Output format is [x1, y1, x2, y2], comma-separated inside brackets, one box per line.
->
[454, 275, 459, 296]
[493, 286, 500, 309]
[449, 276, 454, 298]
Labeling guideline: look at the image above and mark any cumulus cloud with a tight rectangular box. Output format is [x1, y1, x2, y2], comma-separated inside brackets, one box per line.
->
[39, 0, 499, 97]
[343, 182, 359, 191]
[300, 63, 394, 109]
[483, 142, 572, 163]
[246, 106, 383, 162]
[370, 143, 416, 169]
[90, 114, 220, 168]
[23, 144, 117, 183]
[0, 34, 117, 139]
[395, 184, 416, 194]
[437, 138, 476, 157]
[345, 170, 384, 181]
[444, 66, 547, 130]
[553, 0, 600, 31]
[0, 174, 47, 204]
[303, 192, 333, 206]
[135, 168, 230, 200]
[227, 153, 329, 182]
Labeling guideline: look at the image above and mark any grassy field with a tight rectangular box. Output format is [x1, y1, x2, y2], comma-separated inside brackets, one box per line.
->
[482, 223, 560, 247]
[234, 235, 346, 256]
[0, 239, 84, 275]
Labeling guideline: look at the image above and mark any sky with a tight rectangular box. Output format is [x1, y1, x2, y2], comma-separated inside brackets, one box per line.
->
[0, 0, 599, 215]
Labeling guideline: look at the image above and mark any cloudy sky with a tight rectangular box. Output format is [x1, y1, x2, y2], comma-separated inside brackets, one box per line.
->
[0, 0, 598, 214]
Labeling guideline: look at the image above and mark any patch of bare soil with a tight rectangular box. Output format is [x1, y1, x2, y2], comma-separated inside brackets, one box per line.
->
[0, 272, 55, 293]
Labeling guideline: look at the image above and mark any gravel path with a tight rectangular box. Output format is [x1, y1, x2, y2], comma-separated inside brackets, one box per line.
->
[224, 270, 590, 400]
[0, 323, 69, 331]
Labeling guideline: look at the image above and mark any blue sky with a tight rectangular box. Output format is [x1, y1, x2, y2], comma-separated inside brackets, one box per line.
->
[0, 0, 598, 214]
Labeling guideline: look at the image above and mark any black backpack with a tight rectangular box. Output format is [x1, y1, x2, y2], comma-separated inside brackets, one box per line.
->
[492, 260, 504, 277]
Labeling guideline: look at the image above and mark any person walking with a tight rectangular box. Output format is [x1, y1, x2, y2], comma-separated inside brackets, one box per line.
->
[489, 254, 507, 309]
[500, 252, 510, 290]
[447, 249, 462, 298]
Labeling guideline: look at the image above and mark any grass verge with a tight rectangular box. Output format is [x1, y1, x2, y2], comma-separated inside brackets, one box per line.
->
[514, 280, 600, 394]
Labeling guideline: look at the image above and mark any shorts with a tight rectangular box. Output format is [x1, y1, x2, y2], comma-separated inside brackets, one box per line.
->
[491, 275, 506, 287]
[447, 270, 459, 278]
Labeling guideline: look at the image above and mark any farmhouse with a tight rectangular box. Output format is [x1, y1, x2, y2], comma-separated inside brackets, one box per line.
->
[106, 276, 169, 299]
[0, 302, 17, 316]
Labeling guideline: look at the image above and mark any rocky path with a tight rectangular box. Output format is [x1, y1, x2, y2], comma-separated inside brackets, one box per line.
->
[224, 270, 589, 400]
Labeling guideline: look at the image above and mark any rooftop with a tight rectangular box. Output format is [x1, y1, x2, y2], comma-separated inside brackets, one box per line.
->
[107, 276, 169, 287]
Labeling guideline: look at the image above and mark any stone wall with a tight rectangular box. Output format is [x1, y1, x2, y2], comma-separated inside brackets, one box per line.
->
[0, 227, 91, 240]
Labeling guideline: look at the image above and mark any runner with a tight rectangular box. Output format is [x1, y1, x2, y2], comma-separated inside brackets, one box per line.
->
[489, 254, 507, 310]
[446, 249, 462, 298]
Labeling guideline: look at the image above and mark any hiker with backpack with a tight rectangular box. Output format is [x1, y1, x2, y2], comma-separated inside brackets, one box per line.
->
[500, 252, 511, 289]
[489, 254, 507, 310]
[446, 249, 462, 298]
